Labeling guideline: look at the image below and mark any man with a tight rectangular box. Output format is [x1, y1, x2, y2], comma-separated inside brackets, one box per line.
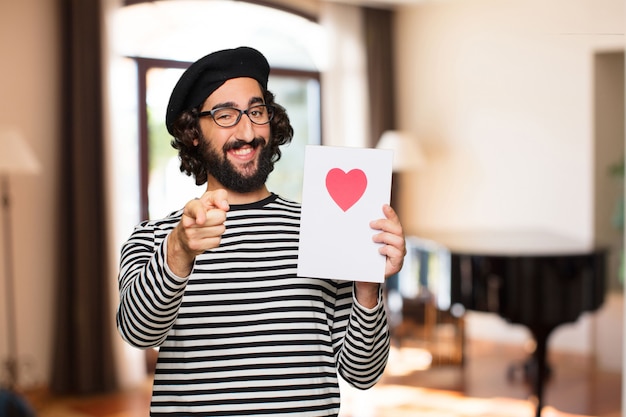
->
[117, 46, 406, 416]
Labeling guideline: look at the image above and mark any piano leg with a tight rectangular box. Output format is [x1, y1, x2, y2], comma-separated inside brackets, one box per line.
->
[529, 326, 554, 417]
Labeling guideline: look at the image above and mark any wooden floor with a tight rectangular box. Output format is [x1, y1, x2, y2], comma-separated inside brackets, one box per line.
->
[23, 338, 622, 417]
[380, 339, 623, 416]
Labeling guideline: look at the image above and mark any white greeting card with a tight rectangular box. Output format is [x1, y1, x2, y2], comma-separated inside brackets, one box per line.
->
[297, 145, 393, 283]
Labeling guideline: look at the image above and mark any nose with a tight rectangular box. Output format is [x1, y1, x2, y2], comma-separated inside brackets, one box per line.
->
[234, 112, 255, 141]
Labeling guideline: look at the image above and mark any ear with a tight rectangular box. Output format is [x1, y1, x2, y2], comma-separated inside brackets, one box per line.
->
[193, 138, 199, 146]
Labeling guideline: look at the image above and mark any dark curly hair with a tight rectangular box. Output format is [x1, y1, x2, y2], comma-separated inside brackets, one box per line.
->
[170, 88, 294, 186]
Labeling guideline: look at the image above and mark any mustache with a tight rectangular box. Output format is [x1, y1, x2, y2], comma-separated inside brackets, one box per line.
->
[223, 137, 266, 152]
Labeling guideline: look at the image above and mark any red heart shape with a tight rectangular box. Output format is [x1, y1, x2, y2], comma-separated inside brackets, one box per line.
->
[325, 168, 367, 212]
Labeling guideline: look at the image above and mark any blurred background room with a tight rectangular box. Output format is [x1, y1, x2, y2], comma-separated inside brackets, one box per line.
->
[0, 0, 624, 416]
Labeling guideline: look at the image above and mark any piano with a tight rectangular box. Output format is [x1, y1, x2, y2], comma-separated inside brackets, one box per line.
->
[404, 231, 607, 417]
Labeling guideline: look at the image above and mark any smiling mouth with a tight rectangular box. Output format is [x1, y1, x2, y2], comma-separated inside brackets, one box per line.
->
[224, 137, 266, 153]
[231, 147, 254, 157]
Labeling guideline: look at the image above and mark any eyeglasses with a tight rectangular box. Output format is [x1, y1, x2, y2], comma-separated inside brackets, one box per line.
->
[198, 104, 274, 128]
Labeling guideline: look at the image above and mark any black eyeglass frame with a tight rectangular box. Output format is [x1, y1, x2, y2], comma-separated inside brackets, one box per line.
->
[197, 104, 275, 128]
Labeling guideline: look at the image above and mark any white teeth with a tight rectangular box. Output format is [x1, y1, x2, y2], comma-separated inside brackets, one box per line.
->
[232, 147, 252, 156]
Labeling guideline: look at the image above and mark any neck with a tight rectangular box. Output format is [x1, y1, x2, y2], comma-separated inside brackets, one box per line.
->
[205, 180, 271, 205]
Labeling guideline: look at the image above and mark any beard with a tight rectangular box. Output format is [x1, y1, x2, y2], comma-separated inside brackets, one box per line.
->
[200, 136, 275, 193]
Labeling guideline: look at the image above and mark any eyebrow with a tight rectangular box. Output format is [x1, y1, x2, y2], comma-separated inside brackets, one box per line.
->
[211, 96, 264, 110]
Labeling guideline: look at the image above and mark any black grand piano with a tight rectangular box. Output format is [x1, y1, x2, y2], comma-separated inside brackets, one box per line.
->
[400, 231, 607, 417]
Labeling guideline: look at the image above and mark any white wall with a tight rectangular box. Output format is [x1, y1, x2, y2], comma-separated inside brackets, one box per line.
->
[394, 0, 624, 357]
[0, 0, 60, 388]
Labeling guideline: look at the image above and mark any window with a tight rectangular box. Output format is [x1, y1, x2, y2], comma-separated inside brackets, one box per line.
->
[110, 0, 325, 220]
[141, 63, 320, 219]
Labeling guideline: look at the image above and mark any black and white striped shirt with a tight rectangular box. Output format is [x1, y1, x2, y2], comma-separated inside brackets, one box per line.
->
[117, 194, 390, 416]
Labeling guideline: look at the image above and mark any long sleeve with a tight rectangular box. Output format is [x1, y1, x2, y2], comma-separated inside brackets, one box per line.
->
[116, 216, 188, 348]
[333, 282, 390, 389]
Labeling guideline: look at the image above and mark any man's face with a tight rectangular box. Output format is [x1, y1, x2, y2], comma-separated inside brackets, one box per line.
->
[197, 77, 273, 193]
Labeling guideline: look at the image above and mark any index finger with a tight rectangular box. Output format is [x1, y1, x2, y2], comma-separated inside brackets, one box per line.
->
[198, 189, 230, 212]
[182, 198, 208, 226]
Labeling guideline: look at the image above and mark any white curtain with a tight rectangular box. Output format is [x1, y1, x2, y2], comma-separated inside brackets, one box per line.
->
[319, 3, 370, 148]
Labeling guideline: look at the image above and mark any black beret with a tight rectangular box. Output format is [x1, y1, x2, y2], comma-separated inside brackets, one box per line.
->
[165, 46, 270, 135]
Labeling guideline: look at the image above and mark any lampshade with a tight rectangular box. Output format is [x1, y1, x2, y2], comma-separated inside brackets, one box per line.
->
[0, 127, 40, 174]
[376, 130, 426, 172]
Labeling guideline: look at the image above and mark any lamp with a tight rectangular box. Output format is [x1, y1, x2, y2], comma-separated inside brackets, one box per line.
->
[0, 127, 40, 393]
[376, 130, 426, 222]
[376, 130, 426, 173]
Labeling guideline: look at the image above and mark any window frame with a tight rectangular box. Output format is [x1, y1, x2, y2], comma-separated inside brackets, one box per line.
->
[132, 56, 321, 220]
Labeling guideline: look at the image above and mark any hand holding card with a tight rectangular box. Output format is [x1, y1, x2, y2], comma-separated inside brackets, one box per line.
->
[297, 145, 393, 283]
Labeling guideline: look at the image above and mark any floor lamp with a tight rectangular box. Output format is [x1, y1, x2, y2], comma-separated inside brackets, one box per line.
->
[0, 127, 39, 396]
[375, 130, 426, 217]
